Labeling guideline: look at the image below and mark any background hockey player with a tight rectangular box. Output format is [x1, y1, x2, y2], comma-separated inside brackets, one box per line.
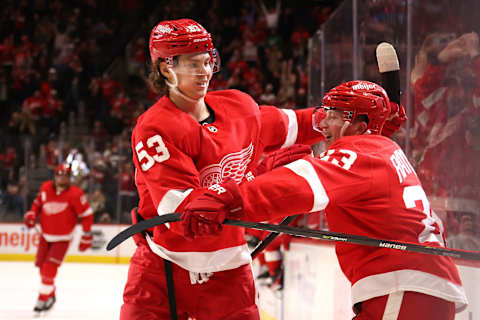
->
[121, 18, 326, 320]
[23, 163, 94, 312]
[181, 80, 468, 320]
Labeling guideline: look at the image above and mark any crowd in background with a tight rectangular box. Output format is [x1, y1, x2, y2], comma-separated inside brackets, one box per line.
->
[0, 0, 478, 260]
[0, 0, 157, 223]
[0, 0, 342, 224]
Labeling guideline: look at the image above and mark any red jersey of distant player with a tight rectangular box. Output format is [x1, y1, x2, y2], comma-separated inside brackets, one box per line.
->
[411, 58, 480, 197]
[240, 134, 468, 311]
[27, 181, 93, 241]
[131, 89, 323, 273]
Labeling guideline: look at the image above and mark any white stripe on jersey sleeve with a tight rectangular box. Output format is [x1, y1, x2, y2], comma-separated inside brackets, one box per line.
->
[280, 109, 298, 148]
[284, 159, 329, 212]
[157, 188, 193, 228]
[79, 207, 93, 217]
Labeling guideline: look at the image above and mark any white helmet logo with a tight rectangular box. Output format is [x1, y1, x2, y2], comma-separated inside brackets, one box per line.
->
[186, 24, 202, 33]
[154, 25, 173, 35]
[352, 83, 376, 91]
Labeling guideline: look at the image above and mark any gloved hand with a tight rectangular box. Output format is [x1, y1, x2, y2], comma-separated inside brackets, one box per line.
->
[312, 106, 327, 132]
[181, 178, 243, 239]
[254, 144, 312, 176]
[78, 232, 93, 251]
[24, 211, 36, 229]
[382, 102, 407, 137]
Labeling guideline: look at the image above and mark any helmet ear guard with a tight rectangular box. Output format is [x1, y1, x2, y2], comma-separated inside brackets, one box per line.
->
[321, 80, 391, 134]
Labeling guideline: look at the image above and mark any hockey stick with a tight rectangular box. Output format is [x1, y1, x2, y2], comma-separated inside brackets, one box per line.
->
[106, 213, 480, 261]
[250, 215, 298, 259]
[376, 42, 401, 104]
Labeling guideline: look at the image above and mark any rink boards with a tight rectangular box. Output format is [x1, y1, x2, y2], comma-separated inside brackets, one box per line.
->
[1, 223, 478, 319]
[0, 223, 135, 264]
[260, 240, 480, 320]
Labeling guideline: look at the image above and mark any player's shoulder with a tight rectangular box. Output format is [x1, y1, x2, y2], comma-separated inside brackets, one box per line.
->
[40, 180, 54, 190]
[135, 96, 184, 126]
[207, 88, 252, 99]
[132, 96, 198, 141]
[67, 184, 85, 196]
[335, 134, 396, 150]
[332, 135, 401, 165]
[206, 89, 258, 112]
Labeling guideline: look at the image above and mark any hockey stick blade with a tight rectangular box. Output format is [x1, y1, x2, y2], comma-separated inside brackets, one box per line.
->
[106, 214, 181, 250]
[106, 213, 480, 261]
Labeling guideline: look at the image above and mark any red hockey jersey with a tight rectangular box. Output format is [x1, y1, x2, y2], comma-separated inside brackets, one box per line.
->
[131, 89, 324, 273]
[239, 135, 468, 311]
[27, 181, 93, 242]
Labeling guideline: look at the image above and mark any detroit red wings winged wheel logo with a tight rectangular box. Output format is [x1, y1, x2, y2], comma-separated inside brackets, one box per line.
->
[199, 143, 254, 187]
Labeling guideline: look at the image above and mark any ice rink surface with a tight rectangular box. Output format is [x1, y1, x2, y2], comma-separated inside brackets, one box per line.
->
[0, 261, 129, 320]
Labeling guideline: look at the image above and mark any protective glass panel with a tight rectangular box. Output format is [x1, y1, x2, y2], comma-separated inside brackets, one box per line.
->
[308, 0, 480, 252]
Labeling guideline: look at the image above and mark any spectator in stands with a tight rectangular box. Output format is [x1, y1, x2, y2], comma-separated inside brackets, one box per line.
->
[117, 162, 137, 222]
[259, 0, 282, 31]
[259, 83, 276, 105]
[16, 105, 37, 136]
[448, 212, 480, 251]
[43, 138, 60, 174]
[0, 179, 23, 220]
[277, 59, 297, 107]
[105, 108, 126, 136]
[22, 90, 44, 121]
[91, 120, 110, 150]
[66, 148, 90, 192]
[1, 146, 18, 179]
[88, 187, 108, 223]
[264, 43, 284, 85]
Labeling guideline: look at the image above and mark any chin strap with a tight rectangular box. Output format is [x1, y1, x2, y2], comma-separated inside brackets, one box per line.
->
[340, 121, 351, 137]
[340, 121, 372, 137]
[165, 69, 202, 104]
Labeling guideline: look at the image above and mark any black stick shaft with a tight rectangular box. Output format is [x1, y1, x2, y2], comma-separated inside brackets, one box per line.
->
[106, 213, 480, 261]
[381, 70, 401, 104]
[250, 215, 297, 259]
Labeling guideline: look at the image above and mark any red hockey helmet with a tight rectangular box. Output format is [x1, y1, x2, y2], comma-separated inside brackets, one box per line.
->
[321, 80, 391, 134]
[149, 18, 220, 72]
[55, 163, 72, 176]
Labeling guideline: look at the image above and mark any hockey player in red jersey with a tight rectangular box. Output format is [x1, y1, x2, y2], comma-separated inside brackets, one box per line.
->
[121, 18, 325, 320]
[182, 80, 468, 319]
[23, 163, 94, 312]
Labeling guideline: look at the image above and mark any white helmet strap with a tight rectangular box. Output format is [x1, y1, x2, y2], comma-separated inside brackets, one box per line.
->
[340, 121, 351, 137]
[164, 69, 201, 103]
